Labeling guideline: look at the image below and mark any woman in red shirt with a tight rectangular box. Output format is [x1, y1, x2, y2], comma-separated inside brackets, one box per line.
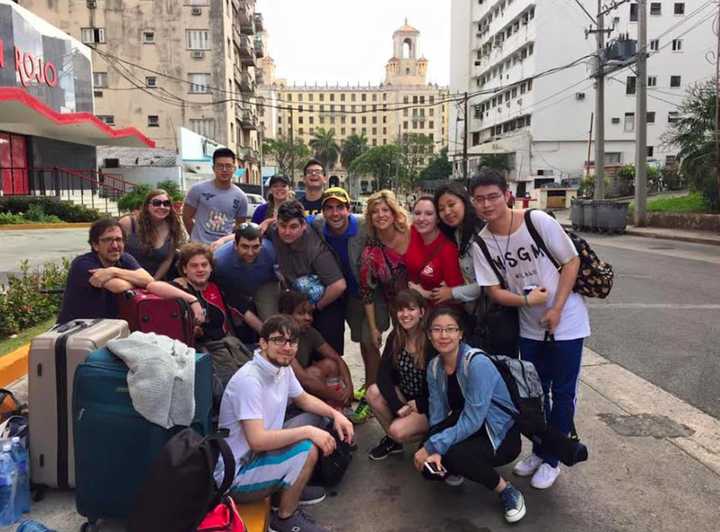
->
[405, 196, 464, 303]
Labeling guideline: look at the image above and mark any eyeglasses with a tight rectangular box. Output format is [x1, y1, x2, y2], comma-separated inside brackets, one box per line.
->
[267, 336, 299, 347]
[305, 169, 323, 176]
[99, 237, 124, 245]
[151, 199, 172, 207]
[471, 193, 504, 205]
[429, 326, 461, 336]
[214, 164, 235, 171]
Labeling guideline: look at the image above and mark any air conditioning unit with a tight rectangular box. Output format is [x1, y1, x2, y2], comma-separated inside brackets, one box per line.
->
[517, 98, 522, 105]
[191, 50, 205, 59]
[191, 7, 202, 15]
[575, 92, 586, 101]
[87, 0, 97, 8]
[94, 90, 103, 97]
[611, 117, 621, 124]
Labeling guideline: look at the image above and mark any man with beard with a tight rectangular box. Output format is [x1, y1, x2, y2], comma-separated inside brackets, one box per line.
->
[216, 314, 353, 532]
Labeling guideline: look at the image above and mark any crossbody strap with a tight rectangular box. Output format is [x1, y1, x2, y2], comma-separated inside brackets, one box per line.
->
[473, 234, 508, 289]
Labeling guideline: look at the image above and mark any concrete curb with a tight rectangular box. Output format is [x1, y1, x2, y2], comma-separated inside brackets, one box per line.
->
[0, 343, 29, 388]
[560, 222, 720, 247]
[0, 223, 92, 231]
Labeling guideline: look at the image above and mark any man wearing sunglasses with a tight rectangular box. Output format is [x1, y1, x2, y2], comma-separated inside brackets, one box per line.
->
[217, 314, 353, 532]
[57, 218, 153, 323]
[183, 147, 248, 245]
[213, 222, 281, 320]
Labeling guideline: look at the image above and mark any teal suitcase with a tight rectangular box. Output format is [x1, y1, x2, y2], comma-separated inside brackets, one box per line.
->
[72, 347, 212, 530]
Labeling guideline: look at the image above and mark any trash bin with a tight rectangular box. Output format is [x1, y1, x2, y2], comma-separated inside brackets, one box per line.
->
[570, 199, 584, 230]
[581, 200, 596, 231]
[594, 200, 628, 233]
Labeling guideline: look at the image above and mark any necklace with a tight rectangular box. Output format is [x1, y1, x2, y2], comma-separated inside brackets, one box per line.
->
[490, 210, 514, 273]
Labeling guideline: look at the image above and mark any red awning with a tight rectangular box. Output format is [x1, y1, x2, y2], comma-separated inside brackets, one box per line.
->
[0, 87, 155, 148]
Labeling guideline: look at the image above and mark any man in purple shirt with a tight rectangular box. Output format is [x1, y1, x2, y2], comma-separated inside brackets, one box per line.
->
[57, 219, 154, 323]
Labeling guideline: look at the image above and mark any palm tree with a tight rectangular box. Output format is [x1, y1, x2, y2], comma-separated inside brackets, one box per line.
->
[340, 133, 369, 170]
[309, 128, 340, 171]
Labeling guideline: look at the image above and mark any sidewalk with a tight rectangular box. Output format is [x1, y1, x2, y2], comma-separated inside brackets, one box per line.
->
[554, 209, 720, 246]
[6, 333, 720, 531]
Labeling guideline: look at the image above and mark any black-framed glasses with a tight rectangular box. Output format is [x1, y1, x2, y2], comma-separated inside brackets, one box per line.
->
[429, 326, 461, 336]
[99, 237, 124, 245]
[267, 336, 299, 347]
[151, 199, 172, 207]
[471, 193, 504, 205]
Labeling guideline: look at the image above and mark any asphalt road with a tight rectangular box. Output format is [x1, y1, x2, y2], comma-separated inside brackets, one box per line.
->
[581, 233, 720, 419]
[2, 227, 718, 419]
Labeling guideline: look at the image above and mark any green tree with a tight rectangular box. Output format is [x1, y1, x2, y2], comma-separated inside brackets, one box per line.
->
[262, 136, 311, 177]
[349, 144, 403, 190]
[419, 147, 453, 181]
[341, 133, 369, 169]
[309, 128, 340, 171]
[662, 79, 719, 210]
[477, 153, 511, 172]
[156, 180, 185, 202]
[400, 133, 435, 190]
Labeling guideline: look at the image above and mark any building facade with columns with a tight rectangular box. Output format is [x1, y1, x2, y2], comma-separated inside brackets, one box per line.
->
[258, 21, 449, 188]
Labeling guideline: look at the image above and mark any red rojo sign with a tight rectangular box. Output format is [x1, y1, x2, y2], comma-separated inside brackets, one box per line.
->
[0, 37, 58, 88]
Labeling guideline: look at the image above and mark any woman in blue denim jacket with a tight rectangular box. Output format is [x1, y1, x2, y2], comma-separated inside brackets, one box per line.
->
[413, 306, 526, 524]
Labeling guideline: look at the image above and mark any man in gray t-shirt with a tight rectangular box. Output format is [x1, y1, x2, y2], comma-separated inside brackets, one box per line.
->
[183, 148, 248, 244]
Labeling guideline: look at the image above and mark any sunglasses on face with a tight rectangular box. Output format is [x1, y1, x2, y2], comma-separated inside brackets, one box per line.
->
[150, 199, 172, 207]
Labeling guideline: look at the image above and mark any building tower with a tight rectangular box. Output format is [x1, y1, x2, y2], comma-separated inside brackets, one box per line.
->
[385, 19, 427, 86]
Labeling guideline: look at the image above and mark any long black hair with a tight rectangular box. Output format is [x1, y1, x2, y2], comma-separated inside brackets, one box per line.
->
[433, 182, 485, 257]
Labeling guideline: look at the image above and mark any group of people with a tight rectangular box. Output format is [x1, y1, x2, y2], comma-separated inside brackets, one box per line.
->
[56, 146, 590, 531]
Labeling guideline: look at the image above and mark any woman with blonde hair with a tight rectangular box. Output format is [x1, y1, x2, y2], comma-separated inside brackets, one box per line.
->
[353, 190, 411, 422]
[119, 188, 186, 280]
[365, 289, 432, 460]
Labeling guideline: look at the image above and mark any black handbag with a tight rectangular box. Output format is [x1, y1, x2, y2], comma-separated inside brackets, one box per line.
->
[468, 236, 520, 358]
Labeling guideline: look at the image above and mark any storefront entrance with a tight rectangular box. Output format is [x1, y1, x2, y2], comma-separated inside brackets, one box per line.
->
[0, 132, 29, 195]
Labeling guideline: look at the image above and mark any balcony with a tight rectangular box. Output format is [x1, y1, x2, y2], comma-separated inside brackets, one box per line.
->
[255, 70, 265, 85]
[254, 36, 264, 58]
[237, 33, 256, 65]
[235, 103, 257, 130]
[237, 4, 255, 35]
[254, 13, 264, 32]
[239, 70, 256, 93]
[238, 146, 259, 162]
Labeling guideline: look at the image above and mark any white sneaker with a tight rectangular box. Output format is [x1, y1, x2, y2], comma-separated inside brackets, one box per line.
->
[530, 463, 560, 489]
[444, 474, 464, 487]
[512, 454, 543, 477]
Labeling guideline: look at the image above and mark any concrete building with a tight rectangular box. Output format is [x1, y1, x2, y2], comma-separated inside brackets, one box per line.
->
[449, 0, 715, 195]
[19, 0, 266, 185]
[258, 21, 449, 190]
[0, 0, 151, 207]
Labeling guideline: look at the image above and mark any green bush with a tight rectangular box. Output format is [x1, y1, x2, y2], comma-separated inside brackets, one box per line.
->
[0, 259, 69, 338]
[0, 212, 27, 224]
[0, 197, 101, 222]
[117, 184, 152, 212]
[156, 181, 185, 202]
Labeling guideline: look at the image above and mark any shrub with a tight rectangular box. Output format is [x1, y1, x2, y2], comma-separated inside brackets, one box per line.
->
[117, 184, 152, 212]
[156, 181, 185, 202]
[0, 197, 101, 222]
[0, 259, 69, 338]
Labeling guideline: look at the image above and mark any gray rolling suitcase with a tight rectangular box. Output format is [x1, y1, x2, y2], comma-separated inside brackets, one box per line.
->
[28, 319, 129, 489]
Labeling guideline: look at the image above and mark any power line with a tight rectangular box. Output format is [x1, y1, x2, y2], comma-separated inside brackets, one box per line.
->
[573, 0, 597, 24]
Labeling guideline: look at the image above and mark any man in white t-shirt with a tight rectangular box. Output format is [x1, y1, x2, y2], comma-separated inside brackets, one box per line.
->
[469, 169, 590, 490]
[217, 314, 354, 532]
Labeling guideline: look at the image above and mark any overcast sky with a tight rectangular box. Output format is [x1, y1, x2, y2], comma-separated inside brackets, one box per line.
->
[255, 0, 450, 86]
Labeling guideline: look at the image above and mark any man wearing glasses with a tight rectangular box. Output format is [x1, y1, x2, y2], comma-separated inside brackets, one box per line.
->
[469, 169, 589, 491]
[57, 219, 153, 323]
[217, 314, 353, 532]
[300, 159, 328, 216]
[183, 147, 248, 245]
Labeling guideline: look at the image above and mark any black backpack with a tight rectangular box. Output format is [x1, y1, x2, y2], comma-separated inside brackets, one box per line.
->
[524, 210, 614, 298]
[311, 428, 352, 487]
[127, 429, 235, 532]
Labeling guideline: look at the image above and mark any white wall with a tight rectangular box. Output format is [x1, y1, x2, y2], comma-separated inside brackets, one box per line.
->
[110, 166, 183, 189]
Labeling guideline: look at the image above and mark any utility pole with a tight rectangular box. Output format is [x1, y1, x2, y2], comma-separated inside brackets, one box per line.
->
[594, 0, 606, 199]
[634, 0, 648, 226]
[463, 91, 469, 182]
[289, 104, 295, 185]
[716, 0, 720, 204]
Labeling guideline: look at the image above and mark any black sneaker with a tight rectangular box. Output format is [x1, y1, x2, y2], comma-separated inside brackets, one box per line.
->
[368, 436, 403, 461]
[272, 485, 326, 510]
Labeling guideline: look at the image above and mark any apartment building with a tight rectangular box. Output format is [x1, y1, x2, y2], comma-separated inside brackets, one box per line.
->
[259, 21, 449, 176]
[450, 0, 715, 194]
[19, 0, 265, 184]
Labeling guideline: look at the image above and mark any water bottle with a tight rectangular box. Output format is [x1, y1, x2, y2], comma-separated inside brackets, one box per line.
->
[16, 520, 57, 532]
[0, 442, 17, 526]
[11, 437, 30, 514]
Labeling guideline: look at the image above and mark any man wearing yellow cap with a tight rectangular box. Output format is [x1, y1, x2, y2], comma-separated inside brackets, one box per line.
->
[312, 188, 388, 423]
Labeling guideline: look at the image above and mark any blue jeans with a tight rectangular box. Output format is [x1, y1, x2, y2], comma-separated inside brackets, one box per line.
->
[519, 336, 584, 468]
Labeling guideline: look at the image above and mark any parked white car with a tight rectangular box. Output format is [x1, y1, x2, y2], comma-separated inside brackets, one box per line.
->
[246, 193, 265, 219]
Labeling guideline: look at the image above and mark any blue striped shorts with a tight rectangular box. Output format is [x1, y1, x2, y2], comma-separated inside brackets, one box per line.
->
[229, 439, 313, 495]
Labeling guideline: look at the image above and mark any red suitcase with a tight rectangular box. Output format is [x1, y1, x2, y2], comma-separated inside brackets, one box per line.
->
[118, 289, 196, 347]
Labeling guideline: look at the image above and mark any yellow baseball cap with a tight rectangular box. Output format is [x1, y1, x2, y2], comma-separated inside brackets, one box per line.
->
[321, 187, 351, 207]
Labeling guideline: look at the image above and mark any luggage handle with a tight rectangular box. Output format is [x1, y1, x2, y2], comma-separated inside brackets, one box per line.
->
[54, 318, 102, 334]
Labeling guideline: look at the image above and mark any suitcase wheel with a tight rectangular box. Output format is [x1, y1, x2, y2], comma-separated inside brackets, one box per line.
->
[81, 521, 99, 532]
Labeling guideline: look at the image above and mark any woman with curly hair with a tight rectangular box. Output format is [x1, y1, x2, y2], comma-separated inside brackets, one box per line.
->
[119, 188, 186, 280]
